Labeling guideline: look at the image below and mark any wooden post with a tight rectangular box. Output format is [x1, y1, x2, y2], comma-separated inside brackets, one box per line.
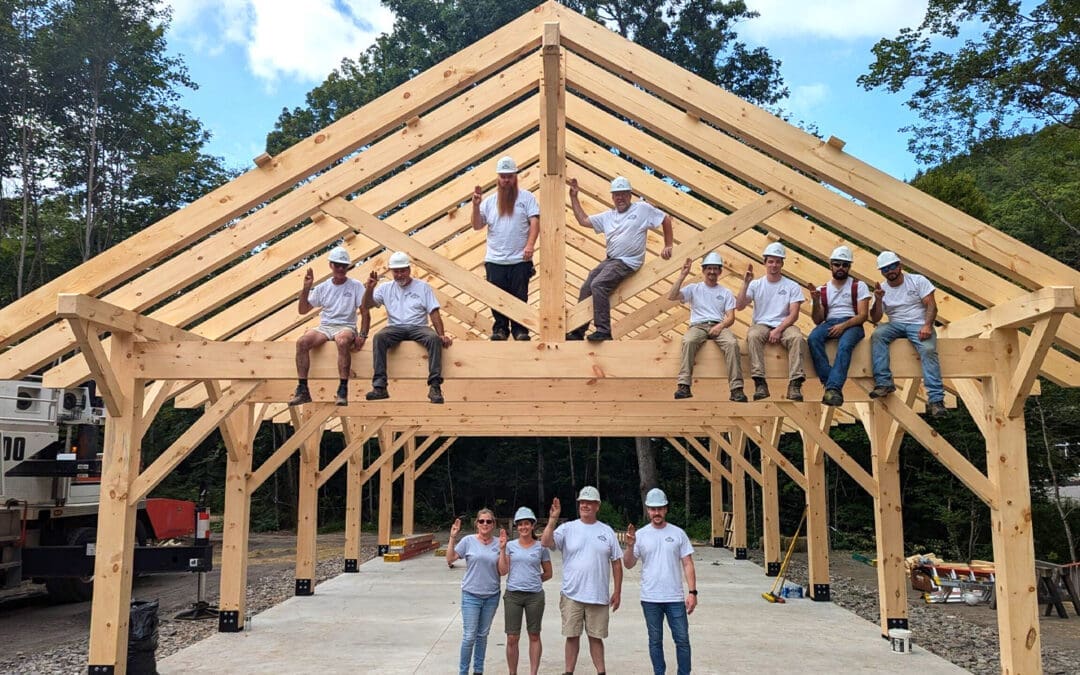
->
[87, 331, 142, 673]
[867, 403, 908, 634]
[343, 419, 363, 573]
[802, 407, 831, 601]
[730, 431, 747, 559]
[761, 418, 782, 576]
[217, 403, 254, 631]
[538, 21, 567, 341]
[293, 408, 321, 596]
[402, 436, 416, 535]
[377, 428, 394, 555]
[709, 438, 724, 546]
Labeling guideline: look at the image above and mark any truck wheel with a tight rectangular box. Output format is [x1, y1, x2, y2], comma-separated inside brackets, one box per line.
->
[44, 527, 96, 603]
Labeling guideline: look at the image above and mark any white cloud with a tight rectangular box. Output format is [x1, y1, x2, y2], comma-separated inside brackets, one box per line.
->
[741, 0, 928, 42]
[166, 1, 396, 85]
[789, 83, 829, 112]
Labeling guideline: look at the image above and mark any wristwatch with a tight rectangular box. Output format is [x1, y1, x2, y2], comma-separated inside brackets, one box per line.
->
[688, 590, 698, 596]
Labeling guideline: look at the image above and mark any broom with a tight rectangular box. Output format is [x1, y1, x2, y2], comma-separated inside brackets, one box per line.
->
[762, 506, 808, 603]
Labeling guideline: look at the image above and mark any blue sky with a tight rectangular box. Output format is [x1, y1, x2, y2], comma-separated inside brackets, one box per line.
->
[162, 0, 930, 181]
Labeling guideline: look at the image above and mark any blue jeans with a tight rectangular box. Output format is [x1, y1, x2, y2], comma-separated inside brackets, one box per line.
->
[641, 601, 691, 675]
[459, 590, 500, 675]
[808, 319, 864, 391]
[870, 322, 944, 403]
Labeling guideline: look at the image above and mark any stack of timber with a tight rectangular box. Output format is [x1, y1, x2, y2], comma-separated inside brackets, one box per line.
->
[384, 533, 439, 562]
[906, 553, 995, 604]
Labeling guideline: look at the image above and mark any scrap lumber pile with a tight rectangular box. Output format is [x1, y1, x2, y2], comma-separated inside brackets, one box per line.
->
[906, 553, 995, 604]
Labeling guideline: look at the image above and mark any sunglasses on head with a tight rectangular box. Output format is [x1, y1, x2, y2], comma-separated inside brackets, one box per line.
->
[880, 263, 901, 273]
[477, 519, 494, 524]
[830, 261, 851, 268]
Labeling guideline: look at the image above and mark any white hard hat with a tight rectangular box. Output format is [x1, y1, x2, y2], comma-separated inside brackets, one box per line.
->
[644, 488, 668, 507]
[577, 485, 601, 502]
[610, 176, 632, 192]
[876, 251, 901, 269]
[495, 156, 518, 174]
[388, 251, 411, 269]
[513, 506, 537, 523]
[762, 242, 787, 259]
[829, 245, 853, 263]
[701, 252, 724, 267]
[327, 246, 351, 265]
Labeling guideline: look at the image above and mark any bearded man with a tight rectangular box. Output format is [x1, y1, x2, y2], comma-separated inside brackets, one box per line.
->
[471, 156, 540, 341]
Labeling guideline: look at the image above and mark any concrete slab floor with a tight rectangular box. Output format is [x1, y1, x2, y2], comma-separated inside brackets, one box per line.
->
[159, 545, 965, 674]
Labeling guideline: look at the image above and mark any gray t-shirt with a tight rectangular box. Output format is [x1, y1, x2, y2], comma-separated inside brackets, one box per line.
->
[371, 278, 440, 327]
[479, 190, 539, 264]
[588, 201, 666, 270]
[552, 519, 622, 604]
[680, 281, 736, 325]
[505, 538, 551, 593]
[455, 534, 501, 597]
[632, 523, 693, 603]
[308, 278, 365, 327]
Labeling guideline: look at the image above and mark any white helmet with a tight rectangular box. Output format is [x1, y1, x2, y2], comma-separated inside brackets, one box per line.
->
[829, 245, 853, 263]
[876, 251, 901, 269]
[610, 176, 632, 192]
[495, 156, 518, 174]
[577, 485, 601, 502]
[327, 246, 351, 265]
[513, 506, 537, 523]
[701, 252, 724, 268]
[388, 251, 411, 269]
[762, 242, 787, 259]
[644, 488, 668, 507]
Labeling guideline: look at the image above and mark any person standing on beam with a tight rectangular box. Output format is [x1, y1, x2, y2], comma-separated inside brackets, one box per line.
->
[806, 245, 870, 407]
[566, 176, 673, 341]
[471, 156, 540, 341]
[736, 241, 807, 401]
[289, 245, 369, 407]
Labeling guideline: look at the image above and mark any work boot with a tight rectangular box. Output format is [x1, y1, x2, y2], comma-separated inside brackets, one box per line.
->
[730, 388, 748, 403]
[335, 384, 348, 406]
[786, 378, 804, 401]
[926, 400, 948, 418]
[428, 384, 444, 404]
[365, 387, 389, 401]
[490, 328, 509, 341]
[753, 378, 770, 401]
[512, 330, 531, 341]
[586, 330, 613, 341]
[822, 389, 844, 406]
[565, 328, 586, 341]
[674, 384, 693, 399]
[869, 383, 896, 399]
[287, 385, 311, 407]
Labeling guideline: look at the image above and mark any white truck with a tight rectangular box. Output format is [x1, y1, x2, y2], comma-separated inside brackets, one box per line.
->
[1, 379, 212, 602]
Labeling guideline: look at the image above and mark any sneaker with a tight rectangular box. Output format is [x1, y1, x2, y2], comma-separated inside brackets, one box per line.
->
[786, 378, 804, 402]
[753, 378, 770, 401]
[926, 400, 947, 418]
[428, 384, 444, 404]
[869, 384, 896, 399]
[335, 386, 348, 406]
[490, 328, 509, 341]
[730, 388, 748, 403]
[586, 331, 613, 341]
[565, 329, 586, 341]
[365, 387, 389, 401]
[822, 389, 844, 406]
[512, 331, 531, 341]
[287, 386, 312, 407]
[674, 384, 693, 399]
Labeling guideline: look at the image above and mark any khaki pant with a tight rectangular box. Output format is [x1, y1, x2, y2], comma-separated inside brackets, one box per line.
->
[746, 323, 806, 381]
[677, 323, 743, 390]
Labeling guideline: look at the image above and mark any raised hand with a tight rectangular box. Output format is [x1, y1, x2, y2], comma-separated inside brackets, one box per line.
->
[366, 270, 378, 290]
[449, 517, 461, 539]
[681, 258, 692, 275]
[303, 267, 314, 290]
[499, 528, 508, 550]
[568, 178, 579, 198]
[807, 282, 820, 301]
[873, 282, 885, 299]
[472, 185, 483, 207]
[549, 497, 561, 520]
[743, 264, 754, 284]
[625, 523, 636, 547]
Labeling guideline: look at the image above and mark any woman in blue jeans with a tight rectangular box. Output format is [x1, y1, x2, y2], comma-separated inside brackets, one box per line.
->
[447, 509, 503, 675]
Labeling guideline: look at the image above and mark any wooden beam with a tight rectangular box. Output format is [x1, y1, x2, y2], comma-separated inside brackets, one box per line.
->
[724, 420, 807, 490]
[1002, 315, 1063, 417]
[665, 437, 721, 481]
[941, 286, 1075, 337]
[416, 437, 458, 478]
[392, 434, 441, 481]
[700, 432, 757, 484]
[778, 402, 876, 494]
[539, 21, 568, 341]
[65, 320, 124, 417]
[247, 405, 335, 491]
[57, 293, 203, 343]
[316, 418, 388, 489]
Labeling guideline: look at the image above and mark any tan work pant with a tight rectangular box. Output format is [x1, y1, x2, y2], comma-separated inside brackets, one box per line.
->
[746, 323, 806, 381]
[677, 324, 743, 390]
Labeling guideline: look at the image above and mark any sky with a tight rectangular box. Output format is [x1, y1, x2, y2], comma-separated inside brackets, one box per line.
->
[162, 0, 931, 181]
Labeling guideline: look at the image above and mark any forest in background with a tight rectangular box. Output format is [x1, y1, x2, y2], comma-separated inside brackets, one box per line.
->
[2, 0, 1077, 563]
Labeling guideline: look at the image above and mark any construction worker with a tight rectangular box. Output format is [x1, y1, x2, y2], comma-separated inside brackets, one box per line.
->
[498, 506, 552, 675]
[669, 252, 747, 401]
[735, 242, 807, 401]
[869, 251, 947, 418]
[540, 487, 623, 675]
[361, 251, 452, 404]
[471, 156, 540, 341]
[566, 176, 673, 341]
[623, 488, 697, 675]
[807, 245, 870, 406]
[289, 245, 370, 407]
[447, 509, 503, 675]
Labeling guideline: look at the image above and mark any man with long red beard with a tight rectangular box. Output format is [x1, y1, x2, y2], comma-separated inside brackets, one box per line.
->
[472, 156, 540, 341]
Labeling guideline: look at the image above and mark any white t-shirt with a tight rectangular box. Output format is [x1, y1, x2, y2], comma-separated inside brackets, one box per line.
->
[552, 519, 622, 604]
[633, 523, 694, 603]
[479, 190, 540, 264]
[880, 273, 935, 324]
[588, 201, 666, 270]
[371, 278, 440, 327]
[821, 278, 871, 321]
[454, 534, 502, 597]
[505, 538, 551, 593]
[746, 276, 804, 327]
[308, 278, 365, 327]
[680, 282, 736, 325]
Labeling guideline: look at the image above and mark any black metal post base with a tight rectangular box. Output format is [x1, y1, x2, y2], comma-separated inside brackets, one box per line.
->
[377, 544, 389, 556]
[766, 561, 781, 576]
[218, 610, 241, 632]
[88, 666, 115, 674]
[712, 537, 724, 548]
[295, 578, 313, 596]
[887, 617, 909, 631]
[734, 548, 747, 560]
[811, 583, 831, 601]
[344, 558, 358, 573]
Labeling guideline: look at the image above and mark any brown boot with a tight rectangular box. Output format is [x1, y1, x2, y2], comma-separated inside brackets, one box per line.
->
[752, 378, 770, 401]
[786, 377, 804, 401]
[674, 384, 693, 399]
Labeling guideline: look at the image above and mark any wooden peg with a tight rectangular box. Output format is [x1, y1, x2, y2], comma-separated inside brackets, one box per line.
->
[253, 152, 273, 168]
[311, 212, 326, 223]
[826, 136, 846, 150]
[406, 116, 421, 127]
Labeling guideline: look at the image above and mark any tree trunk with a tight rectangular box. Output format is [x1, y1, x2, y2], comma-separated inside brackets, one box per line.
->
[635, 437, 658, 520]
